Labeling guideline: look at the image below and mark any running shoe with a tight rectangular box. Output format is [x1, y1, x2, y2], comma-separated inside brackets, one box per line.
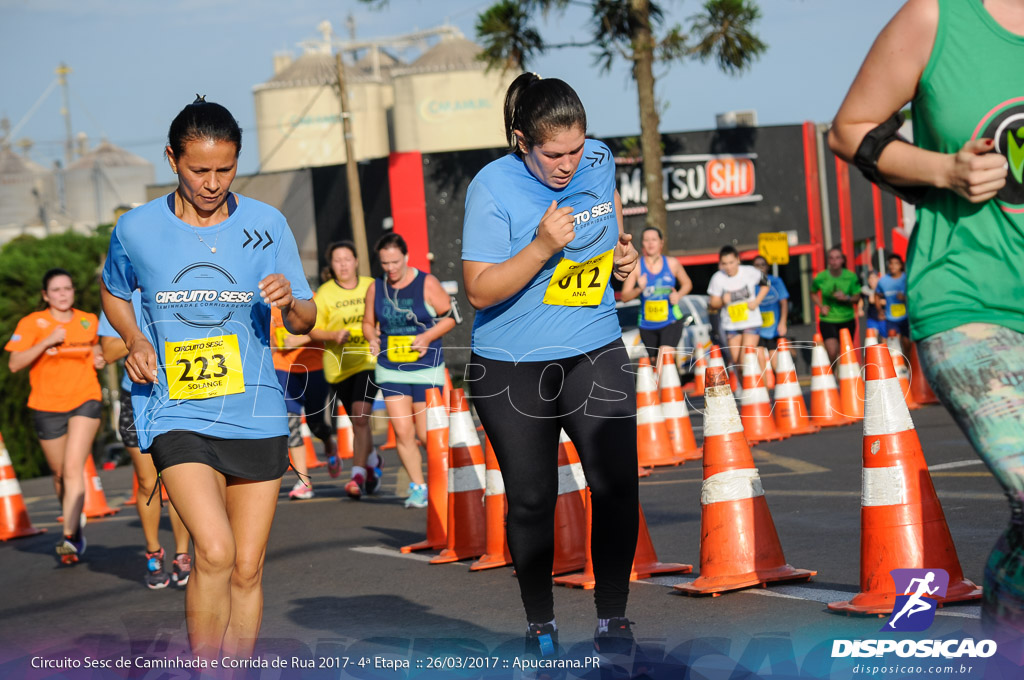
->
[593, 617, 635, 656]
[525, 622, 559, 658]
[56, 534, 86, 565]
[365, 454, 383, 495]
[145, 548, 171, 589]
[404, 483, 428, 509]
[289, 480, 314, 500]
[345, 473, 365, 500]
[172, 553, 191, 588]
[327, 455, 342, 479]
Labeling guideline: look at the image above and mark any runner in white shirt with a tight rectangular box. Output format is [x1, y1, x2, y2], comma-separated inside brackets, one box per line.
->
[707, 245, 769, 387]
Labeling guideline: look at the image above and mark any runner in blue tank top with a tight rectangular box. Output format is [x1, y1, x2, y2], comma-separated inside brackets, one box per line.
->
[462, 73, 640, 661]
[620, 226, 692, 363]
[100, 97, 315, 660]
[363, 233, 455, 509]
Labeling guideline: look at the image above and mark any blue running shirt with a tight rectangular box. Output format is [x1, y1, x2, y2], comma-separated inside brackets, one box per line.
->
[462, 139, 621, 361]
[876, 273, 908, 322]
[102, 194, 313, 450]
[638, 256, 682, 330]
[758, 274, 789, 339]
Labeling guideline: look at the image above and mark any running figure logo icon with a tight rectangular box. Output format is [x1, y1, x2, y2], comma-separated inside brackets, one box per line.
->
[883, 568, 949, 632]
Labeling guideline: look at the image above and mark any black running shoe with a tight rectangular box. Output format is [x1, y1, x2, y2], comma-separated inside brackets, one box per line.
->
[145, 548, 171, 589]
[525, 622, 559, 658]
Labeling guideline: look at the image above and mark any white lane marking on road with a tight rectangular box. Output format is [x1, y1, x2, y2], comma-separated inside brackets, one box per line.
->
[638, 576, 980, 620]
[350, 545, 439, 563]
[928, 459, 983, 471]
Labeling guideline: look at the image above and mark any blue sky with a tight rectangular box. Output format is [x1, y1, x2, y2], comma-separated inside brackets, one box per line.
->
[0, 0, 898, 184]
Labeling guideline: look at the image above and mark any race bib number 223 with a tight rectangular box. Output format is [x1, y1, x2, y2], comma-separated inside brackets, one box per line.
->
[165, 334, 245, 400]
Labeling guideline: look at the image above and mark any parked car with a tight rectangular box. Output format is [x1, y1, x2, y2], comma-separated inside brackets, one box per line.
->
[617, 294, 713, 373]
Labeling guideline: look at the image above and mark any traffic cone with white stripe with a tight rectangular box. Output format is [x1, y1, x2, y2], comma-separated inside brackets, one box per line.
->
[887, 331, 920, 411]
[838, 328, 865, 421]
[659, 349, 701, 461]
[301, 413, 326, 469]
[335, 404, 355, 461]
[636, 357, 681, 467]
[402, 387, 449, 553]
[863, 328, 879, 362]
[431, 389, 487, 564]
[631, 503, 692, 579]
[552, 430, 588, 575]
[809, 334, 854, 427]
[740, 347, 787, 444]
[827, 344, 981, 614]
[61, 456, 119, 520]
[470, 435, 512, 571]
[692, 346, 707, 397]
[772, 338, 820, 437]
[0, 434, 46, 541]
[676, 366, 815, 595]
[908, 342, 940, 405]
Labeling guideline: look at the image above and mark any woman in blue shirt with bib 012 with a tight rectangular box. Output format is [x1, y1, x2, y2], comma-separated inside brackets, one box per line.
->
[462, 73, 639, 658]
[362, 233, 455, 509]
[620, 226, 693, 364]
[100, 97, 315, 660]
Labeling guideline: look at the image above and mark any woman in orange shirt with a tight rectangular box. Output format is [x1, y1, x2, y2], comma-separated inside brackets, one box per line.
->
[5, 268, 105, 564]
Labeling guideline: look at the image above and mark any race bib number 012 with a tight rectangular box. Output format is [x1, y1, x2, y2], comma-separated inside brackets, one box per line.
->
[543, 249, 614, 307]
[165, 334, 245, 400]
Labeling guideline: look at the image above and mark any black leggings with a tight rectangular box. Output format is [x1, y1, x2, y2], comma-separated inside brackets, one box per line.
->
[466, 340, 639, 622]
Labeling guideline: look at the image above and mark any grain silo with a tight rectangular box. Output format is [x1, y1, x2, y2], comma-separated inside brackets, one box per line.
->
[252, 21, 392, 173]
[0, 144, 57, 235]
[64, 138, 154, 227]
[391, 35, 513, 154]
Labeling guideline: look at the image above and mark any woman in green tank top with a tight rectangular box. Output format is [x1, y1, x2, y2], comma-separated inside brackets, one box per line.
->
[830, 0, 1024, 640]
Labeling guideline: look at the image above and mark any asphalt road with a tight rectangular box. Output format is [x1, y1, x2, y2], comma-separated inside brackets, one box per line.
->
[0, 398, 1017, 680]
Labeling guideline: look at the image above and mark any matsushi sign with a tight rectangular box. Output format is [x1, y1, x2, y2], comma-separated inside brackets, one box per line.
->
[616, 153, 762, 216]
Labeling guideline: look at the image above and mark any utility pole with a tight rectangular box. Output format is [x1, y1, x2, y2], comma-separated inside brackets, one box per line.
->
[56, 62, 73, 165]
[334, 52, 371, 276]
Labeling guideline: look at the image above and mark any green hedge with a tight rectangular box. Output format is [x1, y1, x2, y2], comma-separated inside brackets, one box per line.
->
[0, 226, 115, 479]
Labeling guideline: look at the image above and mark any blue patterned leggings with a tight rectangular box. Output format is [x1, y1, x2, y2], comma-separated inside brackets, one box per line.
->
[918, 323, 1024, 636]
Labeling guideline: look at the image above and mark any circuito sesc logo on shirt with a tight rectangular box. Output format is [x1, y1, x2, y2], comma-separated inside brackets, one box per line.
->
[976, 98, 1024, 213]
[552, 189, 615, 253]
[155, 262, 255, 329]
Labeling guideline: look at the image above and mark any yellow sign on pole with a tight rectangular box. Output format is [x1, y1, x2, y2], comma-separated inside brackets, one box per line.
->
[758, 232, 790, 265]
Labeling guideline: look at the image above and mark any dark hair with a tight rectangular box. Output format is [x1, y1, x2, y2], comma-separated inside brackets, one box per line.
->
[167, 95, 242, 159]
[504, 73, 587, 155]
[752, 255, 768, 266]
[828, 246, 847, 266]
[42, 268, 73, 291]
[641, 226, 663, 240]
[887, 253, 904, 265]
[374, 232, 407, 256]
[719, 245, 739, 260]
[325, 240, 358, 263]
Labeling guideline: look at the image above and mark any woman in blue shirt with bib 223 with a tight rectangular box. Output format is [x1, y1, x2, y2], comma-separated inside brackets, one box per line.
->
[100, 97, 315, 661]
[620, 226, 693, 363]
[462, 73, 639, 660]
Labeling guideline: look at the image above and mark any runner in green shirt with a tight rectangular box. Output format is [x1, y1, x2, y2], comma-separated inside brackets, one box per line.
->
[811, 247, 861, 364]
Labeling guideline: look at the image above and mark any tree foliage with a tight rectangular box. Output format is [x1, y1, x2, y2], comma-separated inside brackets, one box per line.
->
[0, 227, 114, 478]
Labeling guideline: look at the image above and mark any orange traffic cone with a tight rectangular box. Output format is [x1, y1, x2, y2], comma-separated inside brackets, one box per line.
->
[772, 338, 820, 437]
[631, 503, 692, 579]
[431, 389, 487, 564]
[72, 457, 119, 519]
[636, 357, 681, 467]
[554, 489, 596, 589]
[552, 430, 588, 575]
[0, 435, 46, 541]
[335, 404, 355, 460]
[692, 346, 707, 397]
[863, 328, 880, 363]
[402, 387, 449, 553]
[837, 328, 865, 421]
[827, 345, 981, 614]
[470, 436, 512, 571]
[809, 334, 855, 427]
[676, 366, 815, 595]
[758, 346, 776, 391]
[380, 422, 397, 451]
[887, 332, 920, 411]
[301, 413, 326, 469]
[443, 368, 454, 412]
[659, 349, 701, 461]
[740, 347, 787, 444]
[908, 342, 939, 406]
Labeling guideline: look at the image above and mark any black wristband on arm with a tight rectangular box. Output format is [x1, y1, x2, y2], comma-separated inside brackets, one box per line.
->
[852, 112, 929, 205]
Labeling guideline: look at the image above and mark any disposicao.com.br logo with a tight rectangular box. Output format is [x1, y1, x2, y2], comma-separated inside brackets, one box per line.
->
[832, 569, 998, 660]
